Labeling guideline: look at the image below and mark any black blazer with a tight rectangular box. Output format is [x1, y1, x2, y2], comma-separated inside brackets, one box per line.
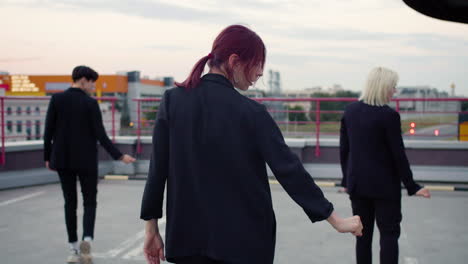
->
[140, 74, 333, 264]
[43, 88, 122, 170]
[340, 101, 421, 199]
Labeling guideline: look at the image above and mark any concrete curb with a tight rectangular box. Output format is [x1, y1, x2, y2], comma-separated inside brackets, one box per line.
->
[104, 175, 130, 180]
[103, 175, 468, 192]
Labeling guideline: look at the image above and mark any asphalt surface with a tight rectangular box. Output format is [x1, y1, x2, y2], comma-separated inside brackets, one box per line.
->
[1, 179, 468, 264]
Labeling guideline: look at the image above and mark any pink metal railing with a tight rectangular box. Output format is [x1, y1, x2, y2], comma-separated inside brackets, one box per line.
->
[0, 96, 119, 165]
[132, 97, 468, 157]
[1, 96, 465, 165]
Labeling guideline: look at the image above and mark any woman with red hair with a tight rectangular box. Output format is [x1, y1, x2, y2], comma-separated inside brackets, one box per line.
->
[140, 24, 362, 264]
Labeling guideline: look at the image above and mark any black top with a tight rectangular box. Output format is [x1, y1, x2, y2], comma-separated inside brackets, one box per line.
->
[43, 88, 122, 169]
[340, 101, 421, 199]
[140, 74, 333, 264]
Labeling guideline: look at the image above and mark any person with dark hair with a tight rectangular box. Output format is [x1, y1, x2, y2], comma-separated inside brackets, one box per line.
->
[140, 24, 363, 264]
[72, 65, 99, 83]
[340, 67, 431, 264]
[44, 65, 136, 263]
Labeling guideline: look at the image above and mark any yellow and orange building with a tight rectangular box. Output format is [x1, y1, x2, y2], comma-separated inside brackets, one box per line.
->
[0, 73, 129, 97]
[0, 71, 173, 142]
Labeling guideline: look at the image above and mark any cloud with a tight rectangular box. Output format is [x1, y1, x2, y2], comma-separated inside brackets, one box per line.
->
[143, 44, 192, 51]
[2, 0, 467, 95]
[402, 34, 468, 53]
[4, 0, 231, 23]
[0, 57, 42, 63]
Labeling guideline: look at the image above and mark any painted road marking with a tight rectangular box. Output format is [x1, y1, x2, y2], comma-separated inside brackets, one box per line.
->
[0, 191, 45, 207]
[122, 230, 166, 260]
[104, 175, 129, 180]
[94, 230, 145, 258]
[404, 257, 419, 264]
[95, 218, 166, 259]
[269, 179, 337, 187]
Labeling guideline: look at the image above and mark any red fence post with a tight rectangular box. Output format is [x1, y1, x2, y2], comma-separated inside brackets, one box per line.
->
[1, 97, 5, 166]
[111, 99, 116, 143]
[315, 100, 321, 157]
[137, 100, 142, 154]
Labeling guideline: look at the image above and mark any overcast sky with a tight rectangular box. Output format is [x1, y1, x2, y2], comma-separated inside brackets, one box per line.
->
[1, 0, 468, 95]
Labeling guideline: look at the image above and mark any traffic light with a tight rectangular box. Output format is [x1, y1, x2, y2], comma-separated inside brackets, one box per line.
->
[409, 122, 416, 135]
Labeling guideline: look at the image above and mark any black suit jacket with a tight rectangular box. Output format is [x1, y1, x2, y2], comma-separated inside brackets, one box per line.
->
[140, 74, 333, 264]
[43, 88, 122, 170]
[340, 101, 421, 199]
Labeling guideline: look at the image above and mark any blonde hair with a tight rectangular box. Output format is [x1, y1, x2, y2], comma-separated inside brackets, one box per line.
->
[359, 67, 399, 106]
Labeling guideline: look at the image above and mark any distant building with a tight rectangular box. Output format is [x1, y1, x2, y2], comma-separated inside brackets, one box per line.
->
[126, 71, 173, 126]
[0, 71, 174, 141]
[268, 70, 282, 96]
[395, 86, 460, 112]
[238, 88, 266, 98]
[279, 84, 345, 115]
[263, 70, 285, 121]
[282, 84, 344, 98]
[0, 99, 119, 142]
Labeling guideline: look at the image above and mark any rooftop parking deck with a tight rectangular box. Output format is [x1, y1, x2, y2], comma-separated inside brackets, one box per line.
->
[1, 179, 467, 264]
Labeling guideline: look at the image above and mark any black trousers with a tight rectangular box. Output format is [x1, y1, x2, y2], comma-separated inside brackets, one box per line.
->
[351, 197, 402, 264]
[175, 256, 225, 264]
[57, 168, 98, 243]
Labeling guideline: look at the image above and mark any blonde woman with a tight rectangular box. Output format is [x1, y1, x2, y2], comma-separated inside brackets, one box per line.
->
[340, 67, 431, 264]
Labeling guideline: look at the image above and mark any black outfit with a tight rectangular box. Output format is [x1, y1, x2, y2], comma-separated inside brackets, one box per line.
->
[44, 88, 123, 242]
[57, 168, 98, 242]
[175, 256, 224, 264]
[140, 74, 333, 264]
[340, 101, 421, 264]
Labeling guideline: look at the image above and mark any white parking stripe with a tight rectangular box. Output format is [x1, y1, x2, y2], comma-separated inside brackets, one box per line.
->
[122, 231, 165, 260]
[94, 230, 146, 258]
[404, 257, 419, 264]
[94, 218, 166, 259]
[0, 191, 45, 207]
[122, 241, 145, 259]
[401, 224, 419, 264]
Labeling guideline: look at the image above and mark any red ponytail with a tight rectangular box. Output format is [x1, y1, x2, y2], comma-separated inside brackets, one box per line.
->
[175, 55, 211, 89]
[176, 25, 266, 90]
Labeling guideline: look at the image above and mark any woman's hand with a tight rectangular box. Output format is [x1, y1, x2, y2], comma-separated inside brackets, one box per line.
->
[327, 211, 363, 236]
[144, 220, 165, 264]
[120, 154, 136, 164]
[415, 188, 431, 198]
[45, 161, 56, 171]
[338, 187, 348, 194]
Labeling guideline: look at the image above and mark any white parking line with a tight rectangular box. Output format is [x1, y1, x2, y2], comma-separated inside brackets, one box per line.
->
[0, 191, 45, 207]
[401, 224, 408, 240]
[404, 257, 419, 264]
[122, 241, 145, 259]
[95, 218, 166, 259]
[94, 230, 146, 258]
[401, 224, 419, 264]
[122, 231, 166, 260]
